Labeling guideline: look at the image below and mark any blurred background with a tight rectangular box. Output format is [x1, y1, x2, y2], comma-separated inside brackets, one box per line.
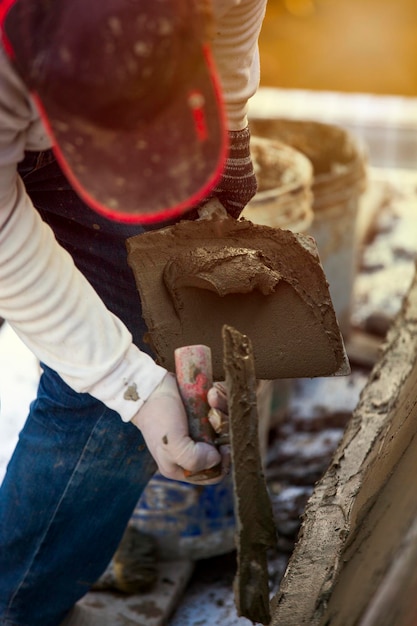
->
[258, 0, 417, 95]
[250, 0, 417, 171]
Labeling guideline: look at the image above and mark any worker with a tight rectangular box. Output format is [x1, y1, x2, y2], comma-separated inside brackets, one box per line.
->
[0, 0, 267, 624]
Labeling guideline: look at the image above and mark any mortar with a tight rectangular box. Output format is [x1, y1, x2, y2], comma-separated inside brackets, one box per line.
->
[126, 216, 349, 381]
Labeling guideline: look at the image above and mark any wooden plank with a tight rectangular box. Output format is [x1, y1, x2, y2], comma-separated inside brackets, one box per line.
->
[60, 560, 194, 626]
[223, 325, 277, 625]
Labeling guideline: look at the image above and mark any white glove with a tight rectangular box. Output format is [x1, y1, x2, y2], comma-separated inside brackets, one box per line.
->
[131, 373, 228, 485]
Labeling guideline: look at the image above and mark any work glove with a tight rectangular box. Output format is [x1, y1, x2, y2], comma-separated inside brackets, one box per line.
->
[208, 125, 257, 219]
[131, 373, 229, 485]
[181, 125, 256, 222]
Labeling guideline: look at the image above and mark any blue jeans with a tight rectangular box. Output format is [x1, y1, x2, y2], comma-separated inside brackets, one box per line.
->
[0, 150, 177, 625]
[0, 366, 157, 626]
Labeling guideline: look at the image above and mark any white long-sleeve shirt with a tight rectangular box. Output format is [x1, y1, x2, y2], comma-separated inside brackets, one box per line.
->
[0, 0, 267, 422]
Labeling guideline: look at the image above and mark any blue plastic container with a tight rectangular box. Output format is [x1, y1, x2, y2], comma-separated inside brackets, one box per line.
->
[131, 472, 236, 561]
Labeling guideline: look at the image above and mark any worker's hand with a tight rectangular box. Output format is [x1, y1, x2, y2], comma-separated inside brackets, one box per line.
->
[131, 373, 226, 485]
[206, 125, 257, 219]
[207, 382, 230, 445]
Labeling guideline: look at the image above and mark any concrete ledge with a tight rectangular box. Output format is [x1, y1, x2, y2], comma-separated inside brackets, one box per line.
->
[270, 263, 417, 625]
[60, 560, 194, 626]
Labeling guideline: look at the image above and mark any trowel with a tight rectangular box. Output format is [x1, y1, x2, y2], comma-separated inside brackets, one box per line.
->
[126, 205, 350, 624]
[126, 202, 350, 381]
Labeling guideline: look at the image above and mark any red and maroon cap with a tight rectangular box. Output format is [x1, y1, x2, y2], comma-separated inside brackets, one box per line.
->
[0, 0, 227, 223]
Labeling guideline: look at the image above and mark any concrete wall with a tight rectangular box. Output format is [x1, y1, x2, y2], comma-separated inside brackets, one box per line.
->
[270, 262, 417, 626]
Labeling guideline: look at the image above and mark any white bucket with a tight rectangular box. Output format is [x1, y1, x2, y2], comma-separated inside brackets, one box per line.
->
[250, 118, 367, 338]
[242, 135, 314, 233]
[243, 136, 314, 442]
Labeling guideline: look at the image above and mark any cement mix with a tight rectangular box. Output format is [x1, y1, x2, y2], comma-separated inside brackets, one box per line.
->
[126, 217, 349, 380]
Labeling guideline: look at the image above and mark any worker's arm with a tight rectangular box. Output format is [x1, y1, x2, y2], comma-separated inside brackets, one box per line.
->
[211, 0, 267, 130]
[0, 46, 167, 420]
[0, 44, 224, 484]
[205, 0, 267, 217]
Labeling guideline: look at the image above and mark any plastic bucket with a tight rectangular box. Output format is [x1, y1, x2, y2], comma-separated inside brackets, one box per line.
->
[131, 472, 236, 561]
[249, 118, 367, 338]
[242, 135, 314, 233]
[242, 136, 313, 446]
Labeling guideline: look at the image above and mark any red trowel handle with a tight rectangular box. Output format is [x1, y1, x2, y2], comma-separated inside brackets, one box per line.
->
[174, 345, 221, 480]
